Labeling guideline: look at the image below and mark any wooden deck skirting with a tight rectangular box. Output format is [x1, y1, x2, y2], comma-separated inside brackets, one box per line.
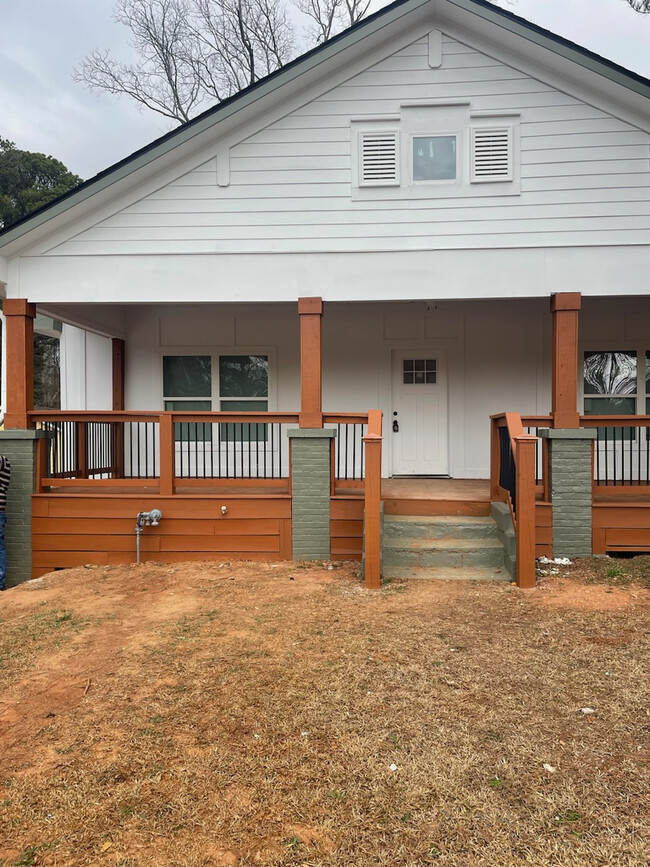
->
[31, 494, 292, 578]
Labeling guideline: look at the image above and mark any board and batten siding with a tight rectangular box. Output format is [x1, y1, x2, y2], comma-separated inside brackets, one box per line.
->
[47, 34, 650, 258]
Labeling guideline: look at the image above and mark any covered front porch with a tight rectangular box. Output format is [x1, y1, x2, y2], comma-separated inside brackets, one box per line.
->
[3, 292, 650, 588]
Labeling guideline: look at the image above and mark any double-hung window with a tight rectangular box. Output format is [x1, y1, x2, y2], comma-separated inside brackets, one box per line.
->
[162, 353, 269, 442]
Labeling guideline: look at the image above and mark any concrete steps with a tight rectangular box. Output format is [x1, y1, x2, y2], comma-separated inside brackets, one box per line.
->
[382, 514, 510, 582]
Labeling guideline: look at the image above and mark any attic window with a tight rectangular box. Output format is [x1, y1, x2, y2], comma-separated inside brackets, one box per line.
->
[359, 131, 399, 186]
[471, 127, 513, 183]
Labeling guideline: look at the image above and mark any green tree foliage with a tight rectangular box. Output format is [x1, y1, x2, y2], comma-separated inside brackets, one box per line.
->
[0, 138, 82, 230]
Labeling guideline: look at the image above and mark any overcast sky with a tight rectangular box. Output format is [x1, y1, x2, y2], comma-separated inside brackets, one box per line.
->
[0, 0, 649, 180]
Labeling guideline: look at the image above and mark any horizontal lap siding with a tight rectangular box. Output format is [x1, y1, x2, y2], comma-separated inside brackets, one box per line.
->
[51, 34, 650, 256]
[331, 498, 364, 560]
[593, 505, 650, 553]
[32, 495, 292, 576]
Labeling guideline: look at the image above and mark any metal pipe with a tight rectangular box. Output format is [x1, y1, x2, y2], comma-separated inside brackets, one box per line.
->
[134, 509, 163, 564]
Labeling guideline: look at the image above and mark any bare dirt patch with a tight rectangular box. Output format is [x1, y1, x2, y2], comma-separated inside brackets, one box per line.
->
[0, 559, 648, 866]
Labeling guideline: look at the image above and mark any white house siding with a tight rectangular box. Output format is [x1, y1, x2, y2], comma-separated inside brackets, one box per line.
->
[46, 32, 650, 260]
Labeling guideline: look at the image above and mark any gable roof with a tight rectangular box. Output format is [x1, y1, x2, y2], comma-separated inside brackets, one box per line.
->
[1, 0, 649, 251]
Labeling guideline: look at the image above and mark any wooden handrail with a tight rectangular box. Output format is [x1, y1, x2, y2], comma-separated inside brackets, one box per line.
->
[323, 413, 369, 424]
[490, 411, 538, 588]
[31, 410, 301, 424]
[579, 415, 650, 426]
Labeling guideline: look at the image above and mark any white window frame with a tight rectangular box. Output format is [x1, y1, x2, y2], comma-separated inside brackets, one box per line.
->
[160, 348, 277, 412]
[410, 132, 460, 186]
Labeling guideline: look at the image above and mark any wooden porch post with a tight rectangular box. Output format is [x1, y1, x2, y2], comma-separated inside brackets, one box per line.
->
[298, 297, 323, 429]
[363, 409, 383, 590]
[515, 434, 537, 589]
[551, 292, 581, 429]
[112, 338, 126, 477]
[3, 299, 36, 429]
[112, 338, 125, 411]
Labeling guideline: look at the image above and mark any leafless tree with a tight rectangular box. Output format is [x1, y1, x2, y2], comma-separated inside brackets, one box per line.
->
[75, 0, 373, 124]
[293, 0, 371, 44]
[75, 0, 296, 123]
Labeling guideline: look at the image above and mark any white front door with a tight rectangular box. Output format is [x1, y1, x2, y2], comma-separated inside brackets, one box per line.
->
[391, 351, 448, 476]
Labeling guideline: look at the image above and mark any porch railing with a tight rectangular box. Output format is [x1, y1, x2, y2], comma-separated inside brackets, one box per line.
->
[32, 411, 300, 490]
[324, 413, 368, 484]
[32, 410, 374, 492]
[580, 415, 650, 488]
[490, 413, 539, 588]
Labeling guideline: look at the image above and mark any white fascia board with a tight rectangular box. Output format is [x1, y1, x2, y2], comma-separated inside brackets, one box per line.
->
[0, 0, 432, 257]
[439, 0, 650, 130]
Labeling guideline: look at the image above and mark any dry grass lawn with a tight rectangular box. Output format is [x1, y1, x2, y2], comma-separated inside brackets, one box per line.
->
[0, 558, 648, 866]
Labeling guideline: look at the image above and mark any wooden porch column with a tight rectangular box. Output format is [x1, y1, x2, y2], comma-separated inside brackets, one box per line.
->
[3, 299, 36, 429]
[363, 410, 383, 590]
[551, 292, 581, 429]
[514, 434, 537, 589]
[298, 297, 323, 429]
[112, 339, 126, 477]
[112, 338, 125, 411]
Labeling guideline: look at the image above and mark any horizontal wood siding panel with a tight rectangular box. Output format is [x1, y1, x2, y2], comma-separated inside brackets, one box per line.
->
[32, 495, 291, 575]
[593, 504, 650, 552]
[32, 496, 291, 519]
[330, 498, 364, 520]
[49, 33, 650, 257]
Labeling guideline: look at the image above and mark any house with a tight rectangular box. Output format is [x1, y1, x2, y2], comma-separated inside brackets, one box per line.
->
[0, 0, 649, 589]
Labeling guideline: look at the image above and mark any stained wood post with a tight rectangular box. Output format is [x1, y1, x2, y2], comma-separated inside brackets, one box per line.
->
[515, 434, 537, 588]
[298, 297, 323, 429]
[77, 422, 88, 479]
[112, 339, 126, 478]
[490, 416, 501, 501]
[551, 292, 581, 429]
[159, 413, 174, 496]
[112, 338, 125, 411]
[363, 409, 383, 590]
[3, 299, 36, 429]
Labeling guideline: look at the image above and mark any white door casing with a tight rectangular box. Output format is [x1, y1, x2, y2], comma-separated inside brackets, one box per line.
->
[391, 350, 448, 475]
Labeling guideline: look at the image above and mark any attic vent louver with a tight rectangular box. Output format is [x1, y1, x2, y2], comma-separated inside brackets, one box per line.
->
[471, 127, 513, 182]
[359, 131, 399, 186]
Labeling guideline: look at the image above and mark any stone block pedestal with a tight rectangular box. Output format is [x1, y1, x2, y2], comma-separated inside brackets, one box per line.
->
[288, 428, 335, 560]
[540, 428, 597, 559]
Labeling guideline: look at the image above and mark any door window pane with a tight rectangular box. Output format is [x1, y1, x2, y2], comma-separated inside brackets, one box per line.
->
[163, 356, 211, 397]
[413, 136, 457, 181]
[403, 359, 436, 385]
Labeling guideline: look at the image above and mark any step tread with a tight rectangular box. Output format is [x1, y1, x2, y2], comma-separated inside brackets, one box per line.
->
[384, 537, 504, 551]
[384, 515, 495, 525]
[383, 565, 510, 582]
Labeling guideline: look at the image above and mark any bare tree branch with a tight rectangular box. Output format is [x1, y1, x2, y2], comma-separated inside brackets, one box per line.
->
[75, 0, 374, 124]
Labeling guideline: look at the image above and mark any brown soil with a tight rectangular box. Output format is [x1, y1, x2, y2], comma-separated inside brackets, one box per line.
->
[0, 559, 648, 866]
